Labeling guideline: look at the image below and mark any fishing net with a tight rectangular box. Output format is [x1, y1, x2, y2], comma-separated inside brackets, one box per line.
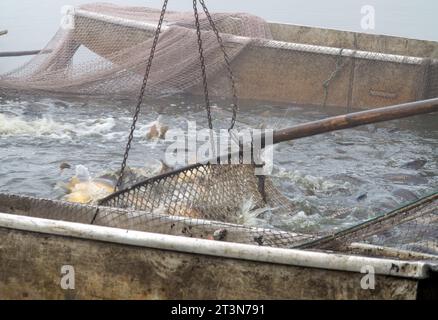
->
[299, 192, 438, 256]
[96, 154, 438, 259]
[1, 191, 436, 258]
[99, 162, 297, 223]
[0, 193, 316, 248]
[1, 2, 436, 107]
[0, 3, 271, 96]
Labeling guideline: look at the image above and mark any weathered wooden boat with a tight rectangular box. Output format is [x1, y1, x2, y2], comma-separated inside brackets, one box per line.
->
[0, 193, 437, 300]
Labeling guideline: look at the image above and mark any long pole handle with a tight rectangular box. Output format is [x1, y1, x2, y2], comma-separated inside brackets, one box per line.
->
[271, 98, 438, 144]
[0, 49, 52, 57]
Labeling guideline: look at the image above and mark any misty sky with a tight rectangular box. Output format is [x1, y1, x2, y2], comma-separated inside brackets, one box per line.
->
[0, 0, 437, 72]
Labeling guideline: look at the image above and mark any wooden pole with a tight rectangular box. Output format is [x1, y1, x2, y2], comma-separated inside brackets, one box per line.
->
[270, 97, 438, 145]
[0, 49, 52, 57]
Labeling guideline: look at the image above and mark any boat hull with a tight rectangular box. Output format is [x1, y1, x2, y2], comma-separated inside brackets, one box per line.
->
[0, 213, 436, 300]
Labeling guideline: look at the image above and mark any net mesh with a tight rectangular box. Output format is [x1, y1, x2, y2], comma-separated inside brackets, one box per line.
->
[1, 191, 436, 258]
[0, 3, 271, 96]
[299, 193, 438, 256]
[0, 2, 436, 105]
[0, 193, 315, 248]
[99, 162, 297, 223]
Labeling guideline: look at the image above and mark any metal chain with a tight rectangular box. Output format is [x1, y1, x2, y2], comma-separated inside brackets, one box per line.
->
[198, 0, 238, 130]
[193, 0, 213, 130]
[115, 0, 168, 191]
[117, 0, 239, 189]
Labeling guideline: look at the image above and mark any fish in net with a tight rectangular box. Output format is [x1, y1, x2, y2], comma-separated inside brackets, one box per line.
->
[0, 192, 316, 249]
[97, 160, 438, 257]
[1, 189, 436, 256]
[98, 162, 298, 223]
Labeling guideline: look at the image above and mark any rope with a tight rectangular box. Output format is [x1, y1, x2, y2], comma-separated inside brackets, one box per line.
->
[322, 48, 346, 107]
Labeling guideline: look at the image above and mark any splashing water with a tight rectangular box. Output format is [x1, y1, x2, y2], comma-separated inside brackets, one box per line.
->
[0, 94, 436, 232]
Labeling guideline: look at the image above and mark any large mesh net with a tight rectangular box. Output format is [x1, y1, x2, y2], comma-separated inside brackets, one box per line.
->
[0, 191, 436, 258]
[99, 163, 297, 223]
[0, 3, 271, 96]
[299, 192, 438, 255]
[0, 193, 316, 249]
[2, 2, 436, 106]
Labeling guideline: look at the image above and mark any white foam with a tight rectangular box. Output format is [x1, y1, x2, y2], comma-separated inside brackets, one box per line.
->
[0, 113, 116, 140]
[238, 197, 272, 228]
[274, 168, 338, 192]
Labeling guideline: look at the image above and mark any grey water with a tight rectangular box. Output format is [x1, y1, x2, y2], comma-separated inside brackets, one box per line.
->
[0, 0, 437, 236]
[0, 92, 437, 234]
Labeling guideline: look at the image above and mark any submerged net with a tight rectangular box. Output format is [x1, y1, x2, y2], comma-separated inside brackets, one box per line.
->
[0, 3, 271, 96]
[299, 192, 438, 256]
[0, 193, 316, 249]
[0, 191, 436, 258]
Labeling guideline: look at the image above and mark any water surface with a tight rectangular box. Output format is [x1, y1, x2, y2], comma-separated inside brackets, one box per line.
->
[0, 93, 436, 234]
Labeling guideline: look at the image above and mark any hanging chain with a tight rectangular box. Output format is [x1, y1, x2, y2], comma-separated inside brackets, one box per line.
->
[117, 0, 240, 190]
[115, 0, 168, 191]
[193, 0, 214, 130]
[198, 0, 238, 130]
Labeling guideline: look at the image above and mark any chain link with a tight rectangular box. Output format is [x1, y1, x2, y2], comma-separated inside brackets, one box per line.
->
[115, 0, 168, 190]
[198, 0, 239, 130]
[193, 0, 214, 130]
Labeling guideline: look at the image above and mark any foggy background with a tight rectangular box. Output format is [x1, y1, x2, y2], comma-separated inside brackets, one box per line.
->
[1, 0, 437, 73]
